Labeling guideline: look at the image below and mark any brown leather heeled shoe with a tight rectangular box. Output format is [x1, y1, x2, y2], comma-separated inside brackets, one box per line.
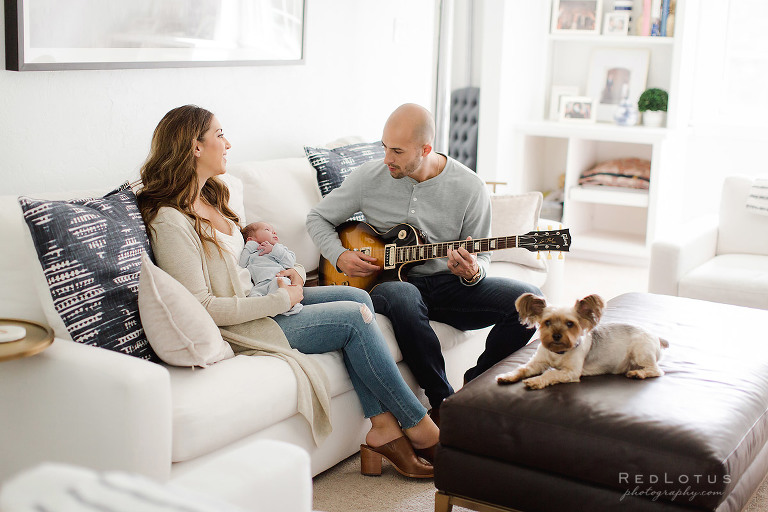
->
[414, 443, 437, 465]
[360, 436, 434, 479]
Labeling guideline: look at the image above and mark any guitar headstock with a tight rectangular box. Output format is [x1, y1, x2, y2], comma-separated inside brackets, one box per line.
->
[519, 228, 571, 252]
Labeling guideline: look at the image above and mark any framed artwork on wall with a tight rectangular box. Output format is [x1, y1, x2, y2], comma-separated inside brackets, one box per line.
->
[559, 96, 596, 123]
[4, 0, 306, 71]
[587, 48, 649, 122]
[551, 0, 603, 34]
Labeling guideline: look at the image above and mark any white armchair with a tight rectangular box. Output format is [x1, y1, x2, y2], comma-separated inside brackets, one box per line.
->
[649, 175, 768, 309]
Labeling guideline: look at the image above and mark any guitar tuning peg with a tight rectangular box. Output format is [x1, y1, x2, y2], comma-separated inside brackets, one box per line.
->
[547, 251, 552, 260]
[548, 225, 553, 231]
[559, 252, 564, 260]
[537, 252, 541, 260]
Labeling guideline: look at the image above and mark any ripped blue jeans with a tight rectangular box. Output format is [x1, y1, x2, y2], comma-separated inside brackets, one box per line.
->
[273, 286, 426, 429]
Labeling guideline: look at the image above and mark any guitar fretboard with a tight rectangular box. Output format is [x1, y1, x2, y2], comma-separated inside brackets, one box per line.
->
[396, 236, 519, 264]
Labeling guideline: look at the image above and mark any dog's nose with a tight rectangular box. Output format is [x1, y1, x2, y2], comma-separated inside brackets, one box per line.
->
[552, 333, 562, 341]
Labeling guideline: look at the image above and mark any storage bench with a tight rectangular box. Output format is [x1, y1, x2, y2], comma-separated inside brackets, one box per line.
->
[435, 293, 768, 512]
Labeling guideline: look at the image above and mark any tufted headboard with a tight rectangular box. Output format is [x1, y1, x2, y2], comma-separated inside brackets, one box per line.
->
[448, 87, 480, 172]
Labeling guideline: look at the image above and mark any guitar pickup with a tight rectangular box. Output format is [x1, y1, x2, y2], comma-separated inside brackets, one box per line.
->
[384, 244, 396, 269]
[354, 247, 372, 257]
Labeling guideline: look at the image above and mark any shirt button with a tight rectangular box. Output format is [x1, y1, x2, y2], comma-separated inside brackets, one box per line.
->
[410, 209, 415, 214]
[412, 197, 417, 201]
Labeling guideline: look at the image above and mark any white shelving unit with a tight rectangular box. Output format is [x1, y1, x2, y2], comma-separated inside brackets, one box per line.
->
[507, 0, 696, 264]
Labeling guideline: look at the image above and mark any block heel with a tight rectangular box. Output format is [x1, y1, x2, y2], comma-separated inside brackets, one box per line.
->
[359, 436, 434, 479]
[360, 444, 383, 476]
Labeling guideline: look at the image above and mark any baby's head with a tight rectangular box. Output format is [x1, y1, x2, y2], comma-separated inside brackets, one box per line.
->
[242, 222, 279, 245]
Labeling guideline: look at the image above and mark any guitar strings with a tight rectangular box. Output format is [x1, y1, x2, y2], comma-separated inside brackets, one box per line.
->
[395, 236, 560, 263]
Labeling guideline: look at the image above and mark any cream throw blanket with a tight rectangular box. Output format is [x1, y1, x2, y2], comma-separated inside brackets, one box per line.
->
[148, 207, 332, 444]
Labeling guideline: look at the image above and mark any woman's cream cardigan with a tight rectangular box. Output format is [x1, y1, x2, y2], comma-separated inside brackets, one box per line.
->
[148, 207, 332, 444]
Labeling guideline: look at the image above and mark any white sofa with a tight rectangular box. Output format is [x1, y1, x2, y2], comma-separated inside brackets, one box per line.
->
[0, 440, 312, 512]
[649, 175, 768, 310]
[0, 149, 562, 489]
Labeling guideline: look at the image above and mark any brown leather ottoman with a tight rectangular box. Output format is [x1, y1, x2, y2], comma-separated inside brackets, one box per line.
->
[435, 293, 768, 512]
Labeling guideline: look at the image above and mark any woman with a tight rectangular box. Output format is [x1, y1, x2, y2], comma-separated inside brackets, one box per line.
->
[137, 105, 438, 478]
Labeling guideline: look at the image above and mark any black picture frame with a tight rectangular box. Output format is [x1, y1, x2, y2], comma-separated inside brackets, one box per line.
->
[5, 0, 306, 71]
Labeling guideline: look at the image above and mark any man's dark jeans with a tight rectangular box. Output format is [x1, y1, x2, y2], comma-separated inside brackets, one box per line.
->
[370, 273, 540, 409]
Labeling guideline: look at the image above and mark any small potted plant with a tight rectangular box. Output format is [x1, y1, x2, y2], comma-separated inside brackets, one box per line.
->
[637, 88, 668, 127]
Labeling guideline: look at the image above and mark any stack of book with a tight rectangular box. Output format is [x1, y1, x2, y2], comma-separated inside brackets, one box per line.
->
[639, 0, 675, 37]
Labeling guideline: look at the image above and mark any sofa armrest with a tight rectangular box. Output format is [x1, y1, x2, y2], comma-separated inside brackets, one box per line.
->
[648, 215, 719, 296]
[0, 339, 172, 482]
[171, 440, 312, 512]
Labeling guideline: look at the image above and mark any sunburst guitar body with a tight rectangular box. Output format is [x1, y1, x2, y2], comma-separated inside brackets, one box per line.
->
[319, 221, 571, 291]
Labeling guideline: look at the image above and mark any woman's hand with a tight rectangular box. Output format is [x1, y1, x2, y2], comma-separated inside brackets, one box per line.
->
[277, 278, 304, 307]
[277, 268, 304, 287]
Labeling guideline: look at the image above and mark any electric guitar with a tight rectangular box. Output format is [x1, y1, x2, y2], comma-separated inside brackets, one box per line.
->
[319, 221, 571, 291]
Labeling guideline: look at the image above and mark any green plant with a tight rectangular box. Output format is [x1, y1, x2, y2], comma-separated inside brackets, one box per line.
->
[637, 88, 668, 112]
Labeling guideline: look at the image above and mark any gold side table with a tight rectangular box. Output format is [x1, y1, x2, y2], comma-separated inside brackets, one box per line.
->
[0, 319, 54, 362]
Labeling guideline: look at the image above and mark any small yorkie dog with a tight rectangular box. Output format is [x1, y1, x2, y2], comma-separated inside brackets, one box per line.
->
[497, 293, 668, 390]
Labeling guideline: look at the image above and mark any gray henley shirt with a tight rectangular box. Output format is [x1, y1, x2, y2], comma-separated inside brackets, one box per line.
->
[306, 155, 492, 278]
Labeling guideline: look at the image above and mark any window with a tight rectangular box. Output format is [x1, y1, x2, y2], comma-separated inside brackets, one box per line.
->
[692, 0, 768, 131]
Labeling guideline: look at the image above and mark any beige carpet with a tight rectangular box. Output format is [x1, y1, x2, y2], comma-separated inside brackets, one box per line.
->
[312, 258, 768, 511]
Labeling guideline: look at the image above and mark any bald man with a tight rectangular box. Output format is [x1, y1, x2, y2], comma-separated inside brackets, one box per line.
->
[307, 104, 540, 424]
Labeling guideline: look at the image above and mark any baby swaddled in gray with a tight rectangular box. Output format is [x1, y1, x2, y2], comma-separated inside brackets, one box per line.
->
[239, 240, 303, 316]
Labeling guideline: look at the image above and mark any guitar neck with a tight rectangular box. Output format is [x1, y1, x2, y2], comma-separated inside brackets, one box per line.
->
[395, 236, 517, 264]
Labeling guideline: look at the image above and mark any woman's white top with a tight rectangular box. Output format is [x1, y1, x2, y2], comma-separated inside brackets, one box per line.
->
[215, 221, 253, 296]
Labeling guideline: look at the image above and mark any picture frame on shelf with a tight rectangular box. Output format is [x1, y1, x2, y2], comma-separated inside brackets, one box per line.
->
[587, 48, 649, 122]
[549, 85, 580, 120]
[551, 0, 603, 34]
[603, 12, 630, 35]
[559, 96, 596, 123]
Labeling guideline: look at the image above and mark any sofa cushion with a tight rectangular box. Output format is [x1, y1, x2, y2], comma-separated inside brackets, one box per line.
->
[487, 262, 548, 289]
[18, 185, 157, 361]
[679, 253, 768, 309]
[217, 173, 246, 226]
[718, 175, 768, 256]
[168, 312, 475, 462]
[138, 252, 234, 368]
[304, 142, 385, 222]
[226, 159, 322, 273]
[490, 192, 547, 270]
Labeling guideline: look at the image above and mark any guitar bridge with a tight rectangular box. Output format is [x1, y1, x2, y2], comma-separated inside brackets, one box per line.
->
[384, 244, 396, 269]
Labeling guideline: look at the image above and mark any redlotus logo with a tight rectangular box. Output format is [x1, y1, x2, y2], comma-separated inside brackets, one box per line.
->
[618, 473, 730, 503]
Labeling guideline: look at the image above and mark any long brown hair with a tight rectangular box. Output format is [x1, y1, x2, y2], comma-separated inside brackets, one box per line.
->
[137, 105, 239, 251]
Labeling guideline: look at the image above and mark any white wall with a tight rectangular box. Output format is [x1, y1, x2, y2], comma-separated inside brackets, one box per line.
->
[0, 0, 438, 195]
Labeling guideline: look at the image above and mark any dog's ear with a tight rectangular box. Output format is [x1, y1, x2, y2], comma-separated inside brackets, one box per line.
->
[575, 294, 604, 330]
[515, 293, 547, 327]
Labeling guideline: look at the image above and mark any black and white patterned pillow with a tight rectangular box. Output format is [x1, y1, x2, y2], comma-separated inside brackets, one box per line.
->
[18, 184, 158, 361]
[304, 142, 385, 222]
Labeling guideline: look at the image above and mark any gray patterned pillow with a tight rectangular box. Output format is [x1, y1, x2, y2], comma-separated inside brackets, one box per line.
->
[18, 184, 158, 361]
[304, 142, 385, 222]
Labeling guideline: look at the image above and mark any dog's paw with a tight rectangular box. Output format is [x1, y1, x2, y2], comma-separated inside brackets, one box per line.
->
[523, 376, 548, 390]
[496, 372, 522, 385]
[626, 367, 664, 379]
